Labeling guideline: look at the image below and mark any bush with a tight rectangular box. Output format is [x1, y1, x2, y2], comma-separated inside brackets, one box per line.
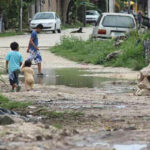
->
[51, 36, 116, 65]
[51, 31, 150, 70]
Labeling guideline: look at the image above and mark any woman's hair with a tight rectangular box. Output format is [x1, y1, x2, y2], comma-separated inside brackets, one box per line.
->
[24, 60, 32, 67]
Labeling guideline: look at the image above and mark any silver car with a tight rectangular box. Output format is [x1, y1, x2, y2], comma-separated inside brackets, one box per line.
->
[92, 13, 136, 39]
[30, 12, 61, 33]
[86, 10, 100, 23]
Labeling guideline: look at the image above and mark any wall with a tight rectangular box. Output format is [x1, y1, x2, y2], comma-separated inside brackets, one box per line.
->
[29, 0, 70, 23]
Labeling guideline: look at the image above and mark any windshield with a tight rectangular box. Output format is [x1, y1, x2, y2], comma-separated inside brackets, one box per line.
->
[86, 11, 98, 15]
[33, 13, 54, 20]
[102, 15, 135, 28]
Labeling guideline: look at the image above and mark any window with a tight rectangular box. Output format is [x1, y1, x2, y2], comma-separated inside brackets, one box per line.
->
[86, 11, 98, 16]
[102, 15, 135, 28]
[95, 14, 102, 26]
[33, 13, 54, 20]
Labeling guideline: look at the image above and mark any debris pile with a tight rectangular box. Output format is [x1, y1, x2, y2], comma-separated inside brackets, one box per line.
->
[136, 65, 150, 96]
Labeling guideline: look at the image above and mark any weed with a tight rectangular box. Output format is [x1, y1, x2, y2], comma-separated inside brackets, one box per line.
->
[0, 95, 31, 110]
[37, 109, 84, 119]
[0, 32, 24, 37]
[53, 124, 62, 129]
[51, 31, 150, 70]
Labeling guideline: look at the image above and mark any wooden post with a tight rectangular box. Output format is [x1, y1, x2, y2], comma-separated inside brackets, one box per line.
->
[128, 0, 131, 14]
[19, 0, 23, 32]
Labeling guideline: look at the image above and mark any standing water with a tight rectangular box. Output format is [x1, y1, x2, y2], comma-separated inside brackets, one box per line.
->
[21, 68, 135, 94]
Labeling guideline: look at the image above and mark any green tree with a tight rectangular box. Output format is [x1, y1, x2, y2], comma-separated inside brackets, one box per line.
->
[0, 0, 34, 30]
[68, 0, 95, 24]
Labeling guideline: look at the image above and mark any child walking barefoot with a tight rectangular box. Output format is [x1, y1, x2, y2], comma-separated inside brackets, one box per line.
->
[21, 60, 34, 91]
[6, 42, 23, 92]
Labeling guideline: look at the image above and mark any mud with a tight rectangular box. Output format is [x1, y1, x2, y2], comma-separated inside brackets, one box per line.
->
[0, 28, 149, 150]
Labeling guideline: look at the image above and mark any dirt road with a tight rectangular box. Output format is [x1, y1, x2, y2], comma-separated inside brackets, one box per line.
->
[0, 27, 138, 79]
[0, 28, 149, 150]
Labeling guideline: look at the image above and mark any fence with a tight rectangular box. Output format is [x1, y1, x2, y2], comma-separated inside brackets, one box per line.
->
[144, 39, 150, 63]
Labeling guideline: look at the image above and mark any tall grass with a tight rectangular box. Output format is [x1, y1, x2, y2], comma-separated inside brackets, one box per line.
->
[51, 31, 150, 70]
[0, 32, 23, 37]
[0, 95, 31, 110]
[51, 36, 116, 64]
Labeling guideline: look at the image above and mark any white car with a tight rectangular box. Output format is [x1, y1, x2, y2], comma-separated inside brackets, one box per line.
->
[30, 12, 61, 33]
[86, 10, 100, 23]
[92, 13, 136, 39]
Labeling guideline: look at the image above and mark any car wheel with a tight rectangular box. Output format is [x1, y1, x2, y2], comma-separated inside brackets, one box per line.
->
[52, 25, 56, 34]
[57, 29, 61, 33]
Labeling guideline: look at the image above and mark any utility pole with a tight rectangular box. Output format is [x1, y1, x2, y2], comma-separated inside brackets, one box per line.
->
[35, 0, 41, 12]
[109, 0, 115, 13]
[148, 0, 150, 18]
[82, 0, 86, 27]
[19, 0, 23, 32]
[106, 0, 109, 12]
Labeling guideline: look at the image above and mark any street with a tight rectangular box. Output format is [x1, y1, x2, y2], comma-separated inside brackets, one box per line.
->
[0, 28, 149, 150]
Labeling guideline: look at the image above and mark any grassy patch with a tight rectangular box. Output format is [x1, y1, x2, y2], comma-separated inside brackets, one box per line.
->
[51, 31, 149, 70]
[0, 32, 24, 37]
[0, 95, 31, 110]
[36, 109, 84, 119]
[53, 124, 62, 129]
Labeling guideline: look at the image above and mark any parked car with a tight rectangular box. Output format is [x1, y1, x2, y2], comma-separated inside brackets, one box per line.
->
[142, 16, 150, 28]
[86, 10, 100, 23]
[92, 13, 136, 39]
[30, 12, 61, 33]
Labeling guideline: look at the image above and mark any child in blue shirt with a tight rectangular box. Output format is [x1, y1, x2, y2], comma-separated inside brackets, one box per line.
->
[6, 42, 23, 92]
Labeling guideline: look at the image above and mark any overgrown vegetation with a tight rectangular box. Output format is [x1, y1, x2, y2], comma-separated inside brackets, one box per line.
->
[0, 0, 33, 30]
[34, 108, 84, 119]
[0, 95, 31, 110]
[51, 31, 150, 70]
[0, 31, 24, 37]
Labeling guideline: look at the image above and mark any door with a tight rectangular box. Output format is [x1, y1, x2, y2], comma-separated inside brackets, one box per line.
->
[56, 14, 61, 29]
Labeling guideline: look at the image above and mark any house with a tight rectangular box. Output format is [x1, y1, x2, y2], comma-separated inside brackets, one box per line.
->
[29, 0, 70, 23]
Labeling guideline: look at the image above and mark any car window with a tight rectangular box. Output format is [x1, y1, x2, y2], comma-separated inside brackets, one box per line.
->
[56, 15, 59, 19]
[102, 15, 135, 28]
[33, 13, 54, 20]
[95, 14, 102, 26]
[86, 11, 97, 15]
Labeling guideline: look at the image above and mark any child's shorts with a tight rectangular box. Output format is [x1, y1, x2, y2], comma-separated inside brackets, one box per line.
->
[9, 70, 20, 85]
[29, 50, 42, 64]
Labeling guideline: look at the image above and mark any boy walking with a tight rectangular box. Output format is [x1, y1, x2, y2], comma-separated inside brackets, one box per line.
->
[27, 24, 43, 75]
[6, 42, 23, 92]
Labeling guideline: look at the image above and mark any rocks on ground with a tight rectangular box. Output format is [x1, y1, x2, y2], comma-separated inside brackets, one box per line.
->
[136, 64, 150, 96]
[106, 50, 122, 61]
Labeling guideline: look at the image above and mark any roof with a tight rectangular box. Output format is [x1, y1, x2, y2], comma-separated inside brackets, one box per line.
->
[102, 12, 134, 17]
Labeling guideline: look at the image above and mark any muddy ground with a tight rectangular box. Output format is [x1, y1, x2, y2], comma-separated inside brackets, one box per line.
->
[0, 28, 149, 150]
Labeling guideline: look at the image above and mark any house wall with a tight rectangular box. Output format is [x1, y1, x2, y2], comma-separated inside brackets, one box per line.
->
[29, 0, 70, 23]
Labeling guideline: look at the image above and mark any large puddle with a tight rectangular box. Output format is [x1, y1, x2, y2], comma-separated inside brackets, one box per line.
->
[70, 132, 147, 150]
[30, 68, 135, 94]
[114, 144, 147, 150]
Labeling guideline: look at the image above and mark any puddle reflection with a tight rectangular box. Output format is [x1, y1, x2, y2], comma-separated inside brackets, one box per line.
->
[114, 144, 147, 150]
[29, 68, 135, 93]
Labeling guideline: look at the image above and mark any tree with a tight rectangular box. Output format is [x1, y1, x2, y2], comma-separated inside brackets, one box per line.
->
[0, 0, 34, 30]
[67, 0, 95, 24]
